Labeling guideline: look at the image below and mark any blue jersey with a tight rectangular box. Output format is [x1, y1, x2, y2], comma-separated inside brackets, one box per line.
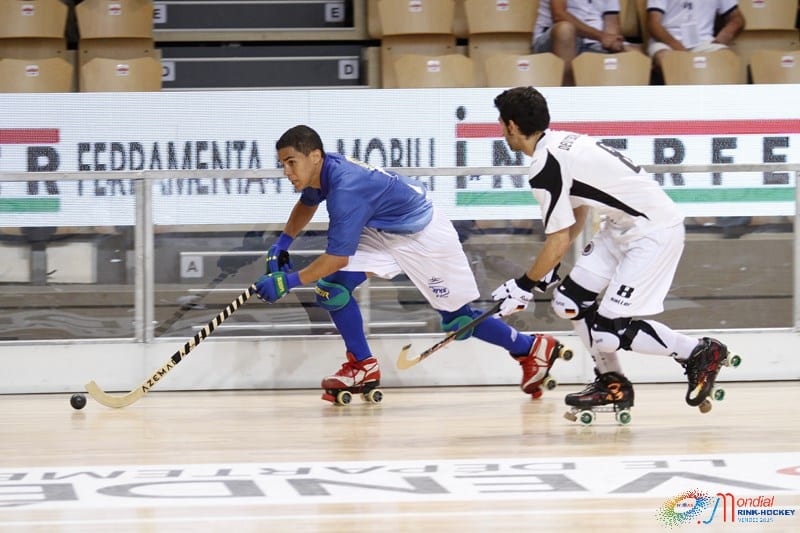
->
[299, 153, 433, 256]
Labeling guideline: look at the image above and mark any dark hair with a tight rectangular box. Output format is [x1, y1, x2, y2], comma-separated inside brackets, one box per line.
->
[493, 86, 550, 136]
[276, 125, 325, 155]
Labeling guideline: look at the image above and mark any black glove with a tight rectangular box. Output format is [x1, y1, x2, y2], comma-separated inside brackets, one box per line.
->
[216, 231, 265, 274]
[266, 232, 294, 274]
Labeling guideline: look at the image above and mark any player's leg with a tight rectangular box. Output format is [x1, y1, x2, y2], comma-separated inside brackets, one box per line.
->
[315, 269, 380, 400]
[394, 208, 565, 395]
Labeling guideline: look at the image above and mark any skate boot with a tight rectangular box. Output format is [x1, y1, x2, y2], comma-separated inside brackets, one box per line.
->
[321, 352, 383, 405]
[678, 337, 739, 413]
[514, 334, 573, 399]
[563, 370, 634, 426]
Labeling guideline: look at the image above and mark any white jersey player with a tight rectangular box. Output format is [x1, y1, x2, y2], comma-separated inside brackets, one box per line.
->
[490, 86, 733, 416]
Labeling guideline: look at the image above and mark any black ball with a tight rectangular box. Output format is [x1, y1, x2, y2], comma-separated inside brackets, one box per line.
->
[70, 393, 87, 410]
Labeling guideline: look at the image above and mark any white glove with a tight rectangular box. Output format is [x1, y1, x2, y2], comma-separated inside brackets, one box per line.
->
[492, 278, 534, 317]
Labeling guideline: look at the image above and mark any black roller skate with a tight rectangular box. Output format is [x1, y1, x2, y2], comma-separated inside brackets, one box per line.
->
[677, 337, 741, 413]
[563, 370, 634, 426]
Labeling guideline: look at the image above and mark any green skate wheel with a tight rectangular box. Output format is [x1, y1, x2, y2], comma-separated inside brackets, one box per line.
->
[364, 388, 383, 403]
[713, 388, 725, 401]
[579, 410, 595, 426]
[336, 390, 352, 405]
[616, 409, 632, 425]
[728, 354, 742, 367]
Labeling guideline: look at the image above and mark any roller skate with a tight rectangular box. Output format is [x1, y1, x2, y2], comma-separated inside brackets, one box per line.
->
[321, 352, 384, 406]
[514, 334, 573, 399]
[677, 337, 742, 414]
[563, 370, 634, 426]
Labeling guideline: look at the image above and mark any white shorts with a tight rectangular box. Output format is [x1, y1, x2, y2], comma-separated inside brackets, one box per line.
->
[648, 40, 728, 57]
[342, 207, 480, 312]
[569, 223, 685, 318]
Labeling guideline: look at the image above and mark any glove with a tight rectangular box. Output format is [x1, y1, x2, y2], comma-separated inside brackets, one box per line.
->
[255, 271, 302, 303]
[491, 277, 535, 317]
[216, 231, 265, 274]
[534, 263, 561, 293]
[266, 232, 294, 274]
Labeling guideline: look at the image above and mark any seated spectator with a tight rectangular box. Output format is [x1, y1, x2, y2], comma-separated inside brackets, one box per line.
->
[646, 0, 745, 74]
[533, 0, 639, 86]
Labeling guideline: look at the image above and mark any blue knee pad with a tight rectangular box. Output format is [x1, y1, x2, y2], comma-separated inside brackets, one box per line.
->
[439, 305, 482, 340]
[315, 271, 366, 311]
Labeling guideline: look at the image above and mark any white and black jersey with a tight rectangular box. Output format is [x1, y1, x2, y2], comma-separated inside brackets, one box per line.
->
[528, 129, 683, 241]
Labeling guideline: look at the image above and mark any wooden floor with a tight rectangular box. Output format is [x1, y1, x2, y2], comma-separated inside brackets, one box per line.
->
[1, 382, 799, 532]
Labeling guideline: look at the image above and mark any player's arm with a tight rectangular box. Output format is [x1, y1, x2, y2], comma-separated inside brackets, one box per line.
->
[283, 200, 318, 238]
[646, 9, 685, 50]
[713, 7, 745, 45]
[551, 0, 621, 49]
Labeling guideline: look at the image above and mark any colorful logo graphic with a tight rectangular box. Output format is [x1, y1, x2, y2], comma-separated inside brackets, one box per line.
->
[656, 489, 714, 527]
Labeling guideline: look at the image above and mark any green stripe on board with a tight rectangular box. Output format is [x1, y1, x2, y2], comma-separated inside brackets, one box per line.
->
[0, 198, 61, 213]
[456, 188, 795, 206]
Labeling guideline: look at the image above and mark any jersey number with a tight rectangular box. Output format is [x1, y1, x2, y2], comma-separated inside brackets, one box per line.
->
[596, 142, 642, 173]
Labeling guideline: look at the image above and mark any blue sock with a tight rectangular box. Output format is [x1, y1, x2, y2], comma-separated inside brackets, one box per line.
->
[322, 271, 371, 361]
[439, 304, 533, 356]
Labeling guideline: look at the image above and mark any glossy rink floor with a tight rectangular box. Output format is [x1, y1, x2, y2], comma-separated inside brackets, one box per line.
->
[1, 382, 799, 532]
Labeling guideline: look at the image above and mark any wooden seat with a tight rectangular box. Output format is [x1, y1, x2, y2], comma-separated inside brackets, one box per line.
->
[464, 0, 538, 86]
[0, 0, 68, 60]
[375, 0, 457, 88]
[484, 52, 563, 87]
[731, 29, 800, 81]
[0, 56, 73, 92]
[80, 56, 162, 91]
[393, 53, 475, 88]
[750, 49, 800, 84]
[660, 49, 744, 85]
[736, 0, 799, 31]
[76, 0, 154, 39]
[572, 51, 652, 86]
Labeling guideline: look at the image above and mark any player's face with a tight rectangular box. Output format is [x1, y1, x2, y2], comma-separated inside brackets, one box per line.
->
[278, 146, 322, 191]
[499, 118, 523, 152]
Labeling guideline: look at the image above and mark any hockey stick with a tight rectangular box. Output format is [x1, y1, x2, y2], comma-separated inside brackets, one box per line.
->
[154, 269, 232, 337]
[396, 300, 502, 370]
[86, 284, 257, 408]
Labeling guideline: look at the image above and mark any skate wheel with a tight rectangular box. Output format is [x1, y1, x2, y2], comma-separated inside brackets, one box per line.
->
[559, 347, 574, 361]
[364, 388, 383, 403]
[728, 354, 742, 367]
[564, 410, 577, 422]
[712, 387, 725, 401]
[578, 410, 595, 426]
[699, 398, 713, 414]
[530, 387, 544, 400]
[616, 409, 632, 425]
[336, 390, 352, 405]
[543, 376, 557, 391]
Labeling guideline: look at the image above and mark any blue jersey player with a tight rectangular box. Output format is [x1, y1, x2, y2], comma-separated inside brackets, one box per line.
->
[254, 125, 565, 404]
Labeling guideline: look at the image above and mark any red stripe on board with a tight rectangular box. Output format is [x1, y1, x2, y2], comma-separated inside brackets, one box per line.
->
[0, 129, 60, 144]
[456, 120, 800, 138]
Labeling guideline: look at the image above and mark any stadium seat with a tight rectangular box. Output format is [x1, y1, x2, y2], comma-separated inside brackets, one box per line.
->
[392, 53, 475, 88]
[75, 0, 154, 39]
[376, 0, 457, 88]
[660, 49, 744, 85]
[79, 56, 162, 91]
[0, 56, 73, 92]
[0, 0, 68, 59]
[749, 49, 800, 84]
[464, 0, 538, 86]
[572, 51, 652, 86]
[736, 0, 799, 31]
[484, 52, 563, 87]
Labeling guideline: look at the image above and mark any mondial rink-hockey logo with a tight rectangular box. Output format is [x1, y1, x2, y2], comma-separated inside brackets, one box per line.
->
[656, 490, 797, 527]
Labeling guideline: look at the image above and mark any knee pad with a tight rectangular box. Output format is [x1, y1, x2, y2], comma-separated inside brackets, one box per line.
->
[438, 305, 481, 340]
[589, 314, 638, 353]
[315, 271, 366, 312]
[551, 276, 598, 321]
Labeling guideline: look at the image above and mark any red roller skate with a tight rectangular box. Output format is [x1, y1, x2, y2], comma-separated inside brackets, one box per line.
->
[321, 352, 383, 405]
[514, 334, 573, 399]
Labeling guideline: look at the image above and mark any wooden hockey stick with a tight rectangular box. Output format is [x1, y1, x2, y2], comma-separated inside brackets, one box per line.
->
[86, 284, 257, 408]
[396, 300, 502, 370]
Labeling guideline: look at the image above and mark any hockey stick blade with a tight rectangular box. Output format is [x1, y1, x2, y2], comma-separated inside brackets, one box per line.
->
[85, 284, 257, 408]
[396, 300, 502, 370]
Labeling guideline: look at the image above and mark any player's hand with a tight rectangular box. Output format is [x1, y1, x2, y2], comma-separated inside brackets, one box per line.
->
[266, 233, 294, 274]
[534, 263, 561, 293]
[255, 272, 290, 303]
[491, 278, 534, 317]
